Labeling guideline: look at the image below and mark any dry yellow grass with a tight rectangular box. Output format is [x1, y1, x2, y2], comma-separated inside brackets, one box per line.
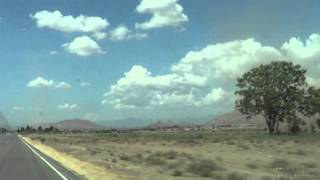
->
[21, 136, 128, 180]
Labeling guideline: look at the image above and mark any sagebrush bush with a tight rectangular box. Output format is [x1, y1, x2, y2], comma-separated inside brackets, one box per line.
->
[187, 159, 220, 177]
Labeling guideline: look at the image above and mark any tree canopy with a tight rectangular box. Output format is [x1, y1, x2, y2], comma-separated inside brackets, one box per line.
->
[303, 87, 320, 128]
[235, 61, 307, 134]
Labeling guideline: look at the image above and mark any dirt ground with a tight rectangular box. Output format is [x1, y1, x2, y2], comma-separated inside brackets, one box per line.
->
[27, 130, 320, 180]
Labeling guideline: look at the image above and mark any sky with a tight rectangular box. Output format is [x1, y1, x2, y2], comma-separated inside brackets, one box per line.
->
[1, 0, 320, 126]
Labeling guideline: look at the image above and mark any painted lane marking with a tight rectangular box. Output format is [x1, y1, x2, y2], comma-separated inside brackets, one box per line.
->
[19, 136, 68, 180]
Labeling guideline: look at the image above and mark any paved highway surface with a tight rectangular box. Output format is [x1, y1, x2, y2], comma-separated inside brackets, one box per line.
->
[0, 134, 81, 180]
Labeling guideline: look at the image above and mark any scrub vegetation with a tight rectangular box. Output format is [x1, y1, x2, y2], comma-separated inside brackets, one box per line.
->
[27, 130, 320, 180]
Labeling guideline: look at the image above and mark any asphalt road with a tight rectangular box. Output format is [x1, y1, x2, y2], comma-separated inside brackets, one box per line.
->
[0, 134, 81, 180]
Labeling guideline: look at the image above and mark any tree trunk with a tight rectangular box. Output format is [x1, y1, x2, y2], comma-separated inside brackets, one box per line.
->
[265, 115, 275, 135]
[274, 120, 280, 135]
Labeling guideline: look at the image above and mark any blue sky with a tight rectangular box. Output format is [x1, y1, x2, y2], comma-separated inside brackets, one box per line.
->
[1, 0, 320, 126]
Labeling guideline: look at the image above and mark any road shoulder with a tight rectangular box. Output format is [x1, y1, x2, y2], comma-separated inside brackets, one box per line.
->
[20, 135, 125, 180]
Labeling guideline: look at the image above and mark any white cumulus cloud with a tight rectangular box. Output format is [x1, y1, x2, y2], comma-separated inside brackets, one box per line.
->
[57, 103, 78, 110]
[49, 51, 57, 55]
[110, 25, 148, 41]
[135, 0, 188, 30]
[92, 32, 107, 40]
[80, 82, 92, 87]
[27, 77, 55, 88]
[31, 10, 109, 34]
[63, 35, 105, 56]
[55, 82, 72, 89]
[27, 77, 72, 89]
[12, 106, 24, 111]
[102, 34, 320, 120]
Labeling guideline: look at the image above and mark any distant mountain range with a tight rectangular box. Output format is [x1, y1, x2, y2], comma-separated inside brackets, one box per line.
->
[30, 110, 316, 131]
[96, 118, 154, 129]
[34, 119, 107, 131]
[207, 111, 265, 126]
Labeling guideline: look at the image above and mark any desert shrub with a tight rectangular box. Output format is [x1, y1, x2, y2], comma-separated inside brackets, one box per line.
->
[261, 176, 273, 180]
[211, 138, 221, 143]
[277, 177, 290, 180]
[187, 159, 220, 177]
[172, 170, 183, 176]
[152, 151, 179, 160]
[216, 156, 223, 162]
[238, 143, 250, 150]
[167, 161, 183, 169]
[294, 149, 306, 155]
[162, 151, 179, 160]
[145, 155, 167, 166]
[227, 172, 247, 180]
[246, 162, 258, 169]
[89, 149, 99, 155]
[39, 137, 46, 143]
[119, 154, 131, 161]
[269, 159, 299, 176]
[211, 174, 224, 179]
[227, 141, 237, 145]
[301, 162, 317, 168]
[269, 159, 289, 169]
[135, 153, 143, 159]
[179, 152, 194, 160]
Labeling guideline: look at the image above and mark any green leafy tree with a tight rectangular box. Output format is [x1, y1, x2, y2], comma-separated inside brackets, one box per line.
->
[235, 61, 307, 134]
[302, 87, 320, 128]
[37, 126, 43, 132]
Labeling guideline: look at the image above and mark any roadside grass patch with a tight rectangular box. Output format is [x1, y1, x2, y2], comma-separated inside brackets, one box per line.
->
[172, 170, 183, 176]
[145, 154, 167, 166]
[227, 172, 247, 180]
[238, 143, 250, 150]
[301, 162, 317, 168]
[226, 140, 237, 145]
[119, 154, 131, 161]
[187, 159, 222, 177]
[268, 159, 301, 176]
[269, 159, 289, 169]
[246, 162, 258, 169]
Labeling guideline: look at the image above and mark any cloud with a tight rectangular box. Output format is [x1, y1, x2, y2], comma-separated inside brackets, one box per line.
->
[110, 25, 148, 41]
[57, 103, 78, 110]
[31, 10, 109, 34]
[200, 88, 230, 106]
[306, 76, 320, 88]
[27, 77, 72, 89]
[27, 77, 55, 88]
[135, 0, 188, 30]
[83, 112, 100, 121]
[102, 34, 320, 119]
[92, 32, 107, 40]
[49, 51, 57, 55]
[12, 106, 24, 111]
[63, 36, 105, 56]
[103, 65, 209, 109]
[80, 82, 92, 87]
[110, 25, 130, 41]
[171, 38, 282, 81]
[281, 34, 320, 79]
[55, 82, 72, 89]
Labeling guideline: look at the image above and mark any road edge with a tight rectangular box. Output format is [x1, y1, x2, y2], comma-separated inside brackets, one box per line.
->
[18, 135, 69, 180]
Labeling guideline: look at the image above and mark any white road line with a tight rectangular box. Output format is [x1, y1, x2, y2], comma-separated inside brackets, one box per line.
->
[18, 136, 68, 180]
